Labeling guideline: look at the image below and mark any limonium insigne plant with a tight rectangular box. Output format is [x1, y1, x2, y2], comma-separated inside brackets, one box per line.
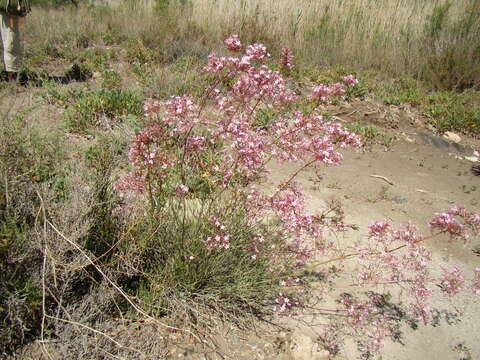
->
[115, 35, 480, 355]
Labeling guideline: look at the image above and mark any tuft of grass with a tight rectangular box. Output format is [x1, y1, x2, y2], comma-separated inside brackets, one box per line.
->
[120, 201, 284, 321]
[101, 69, 123, 90]
[131, 55, 208, 98]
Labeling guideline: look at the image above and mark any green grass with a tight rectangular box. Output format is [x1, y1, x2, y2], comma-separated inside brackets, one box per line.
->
[372, 77, 480, 134]
[422, 90, 480, 134]
[128, 204, 282, 319]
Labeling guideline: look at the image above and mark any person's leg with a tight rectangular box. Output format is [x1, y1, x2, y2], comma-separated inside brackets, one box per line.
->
[0, 13, 7, 73]
[0, 13, 23, 80]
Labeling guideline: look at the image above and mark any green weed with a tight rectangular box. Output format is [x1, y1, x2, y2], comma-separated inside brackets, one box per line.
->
[346, 122, 394, 148]
[64, 89, 143, 133]
[64, 63, 93, 82]
[421, 90, 480, 134]
[253, 108, 278, 131]
[373, 78, 426, 106]
[101, 69, 123, 89]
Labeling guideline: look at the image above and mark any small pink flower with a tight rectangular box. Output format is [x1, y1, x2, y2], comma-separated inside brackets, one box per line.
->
[246, 43, 270, 61]
[275, 292, 299, 313]
[224, 34, 243, 51]
[143, 99, 161, 118]
[343, 74, 359, 87]
[429, 211, 468, 241]
[368, 220, 391, 237]
[176, 184, 189, 195]
[280, 47, 294, 70]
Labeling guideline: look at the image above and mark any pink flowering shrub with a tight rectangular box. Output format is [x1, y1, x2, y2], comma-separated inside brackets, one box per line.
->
[115, 36, 480, 356]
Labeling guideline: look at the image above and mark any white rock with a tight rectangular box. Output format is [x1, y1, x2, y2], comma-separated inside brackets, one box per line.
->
[443, 131, 461, 143]
[464, 156, 479, 162]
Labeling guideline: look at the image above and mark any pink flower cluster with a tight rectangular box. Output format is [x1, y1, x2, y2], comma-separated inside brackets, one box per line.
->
[439, 266, 465, 296]
[281, 47, 294, 70]
[114, 36, 480, 354]
[116, 37, 362, 270]
[339, 294, 391, 353]
[357, 221, 433, 321]
[224, 34, 242, 52]
[270, 112, 361, 165]
[429, 205, 480, 241]
[246, 43, 270, 61]
[309, 75, 359, 105]
[343, 74, 359, 87]
[352, 209, 480, 325]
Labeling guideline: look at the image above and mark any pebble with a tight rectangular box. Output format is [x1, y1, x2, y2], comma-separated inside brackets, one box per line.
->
[443, 131, 461, 143]
[464, 156, 479, 162]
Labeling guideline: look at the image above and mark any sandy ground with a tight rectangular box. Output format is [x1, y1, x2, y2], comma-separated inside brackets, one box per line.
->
[269, 129, 480, 360]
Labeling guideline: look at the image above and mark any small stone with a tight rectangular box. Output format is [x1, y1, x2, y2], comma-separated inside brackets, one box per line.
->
[401, 133, 414, 143]
[443, 131, 461, 143]
[464, 156, 479, 162]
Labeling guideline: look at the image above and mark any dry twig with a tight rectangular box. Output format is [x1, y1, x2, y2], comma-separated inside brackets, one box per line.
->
[370, 174, 394, 186]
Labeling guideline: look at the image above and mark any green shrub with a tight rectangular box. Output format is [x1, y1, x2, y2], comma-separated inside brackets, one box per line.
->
[64, 89, 143, 133]
[64, 63, 93, 82]
[0, 114, 67, 355]
[421, 90, 480, 133]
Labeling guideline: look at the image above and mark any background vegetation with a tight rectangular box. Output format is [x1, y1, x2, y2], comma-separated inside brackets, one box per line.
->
[26, 0, 480, 91]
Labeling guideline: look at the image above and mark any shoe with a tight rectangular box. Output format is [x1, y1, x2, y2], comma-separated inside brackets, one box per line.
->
[472, 165, 480, 176]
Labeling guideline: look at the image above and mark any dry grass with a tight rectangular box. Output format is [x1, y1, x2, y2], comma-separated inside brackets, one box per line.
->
[24, 0, 480, 90]
[190, 0, 479, 87]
